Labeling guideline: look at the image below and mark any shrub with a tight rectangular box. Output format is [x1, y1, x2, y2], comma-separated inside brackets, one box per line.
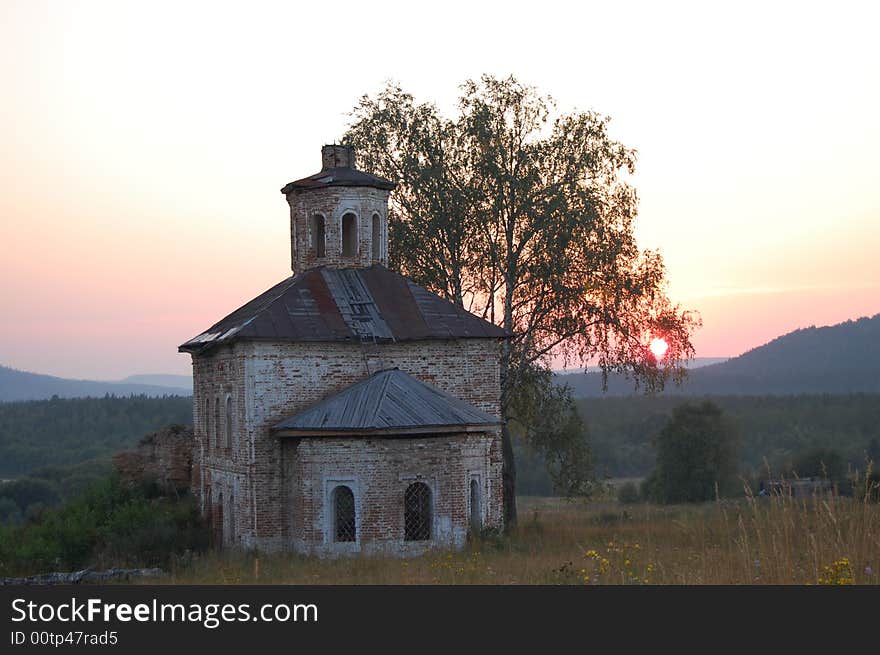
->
[617, 481, 640, 504]
[646, 401, 739, 504]
[0, 498, 22, 525]
[0, 475, 208, 577]
[790, 447, 846, 481]
[0, 478, 60, 512]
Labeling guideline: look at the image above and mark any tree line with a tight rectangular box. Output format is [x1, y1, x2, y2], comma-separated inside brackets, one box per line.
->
[0, 395, 193, 477]
[578, 393, 880, 480]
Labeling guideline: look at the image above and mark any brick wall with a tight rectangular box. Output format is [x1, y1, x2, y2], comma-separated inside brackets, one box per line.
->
[286, 186, 391, 273]
[190, 337, 504, 554]
[286, 433, 501, 557]
[113, 424, 193, 492]
[191, 345, 251, 549]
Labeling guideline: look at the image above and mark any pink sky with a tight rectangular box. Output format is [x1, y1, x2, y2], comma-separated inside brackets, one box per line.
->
[1, 1, 878, 380]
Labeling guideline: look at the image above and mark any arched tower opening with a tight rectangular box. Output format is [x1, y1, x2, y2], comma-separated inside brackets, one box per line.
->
[282, 145, 395, 274]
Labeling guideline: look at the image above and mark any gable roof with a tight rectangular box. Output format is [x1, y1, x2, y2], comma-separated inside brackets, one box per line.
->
[272, 368, 501, 437]
[280, 167, 396, 194]
[178, 265, 509, 354]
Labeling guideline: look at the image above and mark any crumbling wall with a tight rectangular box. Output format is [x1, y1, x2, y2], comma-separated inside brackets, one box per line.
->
[113, 424, 193, 492]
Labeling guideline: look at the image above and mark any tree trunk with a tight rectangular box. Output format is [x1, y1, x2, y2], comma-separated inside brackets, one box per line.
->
[501, 423, 517, 527]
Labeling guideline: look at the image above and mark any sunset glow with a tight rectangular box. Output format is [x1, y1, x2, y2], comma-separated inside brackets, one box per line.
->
[1, 0, 878, 379]
[649, 338, 669, 360]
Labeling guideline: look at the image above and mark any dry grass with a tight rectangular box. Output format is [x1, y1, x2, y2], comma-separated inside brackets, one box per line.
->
[160, 491, 880, 585]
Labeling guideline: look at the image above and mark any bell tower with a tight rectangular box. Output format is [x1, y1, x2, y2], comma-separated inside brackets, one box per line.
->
[281, 145, 396, 275]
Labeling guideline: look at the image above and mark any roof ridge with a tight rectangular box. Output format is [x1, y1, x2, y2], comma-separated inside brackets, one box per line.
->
[369, 369, 396, 427]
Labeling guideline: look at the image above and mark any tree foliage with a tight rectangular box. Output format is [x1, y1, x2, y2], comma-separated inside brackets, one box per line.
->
[0, 475, 208, 577]
[790, 447, 846, 482]
[643, 401, 738, 504]
[0, 395, 192, 477]
[344, 75, 698, 522]
[507, 366, 594, 497]
[578, 393, 880, 479]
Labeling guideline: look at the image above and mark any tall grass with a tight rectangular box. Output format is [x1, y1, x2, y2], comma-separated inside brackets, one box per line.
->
[161, 488, 880, 585]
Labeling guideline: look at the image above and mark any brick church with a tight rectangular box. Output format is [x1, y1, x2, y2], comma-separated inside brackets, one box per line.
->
[179, 145, 507, 556]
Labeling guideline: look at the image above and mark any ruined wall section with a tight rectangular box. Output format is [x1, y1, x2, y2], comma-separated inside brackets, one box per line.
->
[113, 424, 193, 492]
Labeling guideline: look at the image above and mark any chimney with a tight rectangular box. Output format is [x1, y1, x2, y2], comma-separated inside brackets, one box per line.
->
[321, 144, 355, 170]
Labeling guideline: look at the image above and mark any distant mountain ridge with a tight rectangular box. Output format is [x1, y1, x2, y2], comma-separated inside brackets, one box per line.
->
[0, 366, 192, 402]
[119, 374, 193, 391]
[559, 313, 880, 397]
[557, 357, 729, 374]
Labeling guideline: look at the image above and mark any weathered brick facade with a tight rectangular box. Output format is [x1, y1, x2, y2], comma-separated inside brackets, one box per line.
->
[288, 186, 390, 274]
[113, 424, 193, 492]
[184, 145, 506, 556]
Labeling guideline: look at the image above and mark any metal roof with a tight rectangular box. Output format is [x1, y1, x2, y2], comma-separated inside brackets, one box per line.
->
[280, 167, 396, 194]
[272, 368, 501, 437]
[178, 265, 509, 354]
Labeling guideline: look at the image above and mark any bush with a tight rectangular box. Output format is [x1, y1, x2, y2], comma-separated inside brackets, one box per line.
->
[790, 447, 846, 481]
[646, 401, 739, 504]
[0, 498, 22, 525]
[617, 481, 641, 504]
[0, 478, 60, 511]
[0, 475, 208, 577]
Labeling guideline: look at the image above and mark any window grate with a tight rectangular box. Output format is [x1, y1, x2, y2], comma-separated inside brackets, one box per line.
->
[404, 482, 431, 541]
[334, 486, 356, 542]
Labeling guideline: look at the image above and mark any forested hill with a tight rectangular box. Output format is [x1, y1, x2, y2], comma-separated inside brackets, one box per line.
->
[559, 313, 880, 397]
[0, 395, 193, 477]
[0, 365, 191, 402]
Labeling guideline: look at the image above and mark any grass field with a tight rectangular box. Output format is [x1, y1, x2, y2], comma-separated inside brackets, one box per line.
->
[162, 489, 880, 585]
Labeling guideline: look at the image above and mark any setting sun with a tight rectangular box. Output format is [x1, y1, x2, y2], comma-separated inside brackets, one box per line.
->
[649, 337, 669, 359]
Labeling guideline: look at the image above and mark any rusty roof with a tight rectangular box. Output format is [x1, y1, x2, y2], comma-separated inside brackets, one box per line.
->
[280, 167, 396, 194]
[179, 265, 509, 354]
[272, 368, 501, 437]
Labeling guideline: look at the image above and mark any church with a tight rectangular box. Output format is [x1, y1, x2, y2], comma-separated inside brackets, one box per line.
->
[179, 145, 507, 556]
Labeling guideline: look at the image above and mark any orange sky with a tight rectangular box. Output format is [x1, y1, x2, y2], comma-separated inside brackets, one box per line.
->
[1, 1, 878, 379]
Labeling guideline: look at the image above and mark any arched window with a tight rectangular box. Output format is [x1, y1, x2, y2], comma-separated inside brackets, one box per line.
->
[470, 479, 482, 533]
[204, 398, 211, 449]
[342, 212, 357, 257]
[404, 482, 431, 541]
[333, 485, 356, 542]
[214, 491, 224, 546]
[226, 490, 235, 546]
[225, 395, 233, 449]
[214, 397, 221, 450]
[371, 213, 381, 261]
[311, 214, 326, 258]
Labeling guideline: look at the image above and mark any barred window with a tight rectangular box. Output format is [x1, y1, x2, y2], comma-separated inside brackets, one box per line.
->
[333, 485, 356, 542]
[404, 482, 431, 541]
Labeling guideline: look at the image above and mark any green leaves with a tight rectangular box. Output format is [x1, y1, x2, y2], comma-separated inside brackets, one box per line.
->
[647, 401, 739, 504]
[343, 75, 699, 511]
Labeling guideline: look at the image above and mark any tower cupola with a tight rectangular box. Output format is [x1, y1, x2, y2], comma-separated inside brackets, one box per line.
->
[281, 145, 395, 275]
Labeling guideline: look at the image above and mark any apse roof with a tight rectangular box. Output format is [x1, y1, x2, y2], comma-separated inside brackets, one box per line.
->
[272, 368, 501, 437]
